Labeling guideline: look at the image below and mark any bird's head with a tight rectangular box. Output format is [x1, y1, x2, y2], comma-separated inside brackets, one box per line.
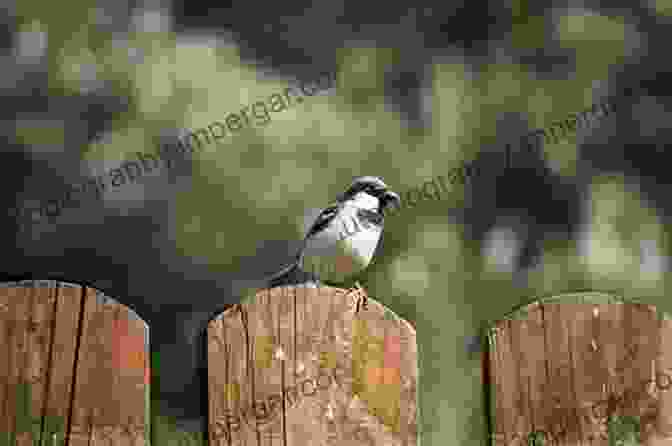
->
[336, 176, 388, 201]
[379, 190, 401, 213]
[336, 176, 401, 214]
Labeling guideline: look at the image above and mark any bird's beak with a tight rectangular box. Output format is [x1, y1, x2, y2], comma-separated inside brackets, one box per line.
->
[382, 191, 401, 211]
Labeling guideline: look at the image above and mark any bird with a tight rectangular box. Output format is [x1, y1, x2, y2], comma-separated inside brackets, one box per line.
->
[267, 176, 401, 289]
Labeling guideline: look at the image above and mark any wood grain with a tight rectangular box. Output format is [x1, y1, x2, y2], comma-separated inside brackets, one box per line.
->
[208, 284, 417, 446]
[488, 297, 672, 446]
[0, 281, 149, 446]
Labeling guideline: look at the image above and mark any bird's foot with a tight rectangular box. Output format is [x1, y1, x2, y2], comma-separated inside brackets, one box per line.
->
[348, 281, 368, 314]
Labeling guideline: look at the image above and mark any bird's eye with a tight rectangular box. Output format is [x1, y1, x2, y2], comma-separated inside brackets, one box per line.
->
[357, 208, 383, 225]
[365, 185, 382, 196]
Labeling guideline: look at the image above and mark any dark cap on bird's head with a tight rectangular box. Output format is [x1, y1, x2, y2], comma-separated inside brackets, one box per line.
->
[349, 176, 389, 189]
[336, 176, 390, 202]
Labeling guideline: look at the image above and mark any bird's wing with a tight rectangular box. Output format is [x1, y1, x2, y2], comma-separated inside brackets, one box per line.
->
[303, 203, 341, 240]
[266, 204, 342, 287]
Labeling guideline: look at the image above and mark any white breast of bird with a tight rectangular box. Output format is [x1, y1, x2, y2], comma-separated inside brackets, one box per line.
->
[301, 193, 383, 282]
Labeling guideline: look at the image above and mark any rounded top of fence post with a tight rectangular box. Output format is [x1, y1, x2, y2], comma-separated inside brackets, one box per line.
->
[490, 291, 629, 327]
[0, 279, 149, 326]
[0, 279, 65, 288]
[206, 282, 416, 336]
[206, 281, 418, 445]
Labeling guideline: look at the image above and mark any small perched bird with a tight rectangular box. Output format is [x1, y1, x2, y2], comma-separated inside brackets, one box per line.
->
[268, 176, 401, 288]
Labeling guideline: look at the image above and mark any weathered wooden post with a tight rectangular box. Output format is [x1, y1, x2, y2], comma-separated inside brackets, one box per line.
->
[207, 283, 418, 446]
[643, 314, 672, 445]
[487, 292, 672, 446]
[0, 280, 150, 446]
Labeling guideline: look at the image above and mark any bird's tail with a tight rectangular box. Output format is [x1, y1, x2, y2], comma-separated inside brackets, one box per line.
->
[266, 249, 324, 288]
[267, 259, 299, 282]
[266, 252, 305, 287]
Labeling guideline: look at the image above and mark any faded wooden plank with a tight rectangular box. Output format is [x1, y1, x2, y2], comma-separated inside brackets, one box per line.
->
[226, 311, 243, 446]
[16, 285, 53, 446]
[7, 286, 31, 446]
[489, 299, 672, 446]
[3, 286, 18, 446]
[568, 305, 600, 446]
[0, 283, 61, 446]
[208, 317, 226, 446]
[208, 285, 417, 446]
[270, 286, 290, 445]
[45, 283, 84, 446]
[509, 317, 532, 443]
[587, 302, 624, 446]
[628, 304, 657, 443]
[0, 284, 10, 446]
[553, 303, 584, 445]
[620, 303, 638, 422]
[256, 286, 276, 434]
[0, 286, 15, 446]
[20, 286, 41, 445]
[487, 328, 503, 446]
[594, 303, 624, 398]
[106, 299, 127, 446]
[70, 289, 150, 446]
[517, 304, 547, 442]
[67, 286, 96, 446]
[488, 322, 503, 446]
[244, 288, 263, 446]
[655, 315, 672, 439]
[0, 282, 150, 446]
[505, 319, 524, 446]
[209, 305, 247, 446]
[281, 286, 298, 445]
[629, 304, 659, 418]
[26, 285, 57, 446]
[116, 304, 150, 446]
[105, 293, 121, 430]
[14, 286, 34, 446]
[232, 305, 247, 446]
[84, 292, 105, 446]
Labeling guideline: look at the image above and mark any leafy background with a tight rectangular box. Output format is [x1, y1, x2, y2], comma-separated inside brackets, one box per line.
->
[3, 0, 672, 445]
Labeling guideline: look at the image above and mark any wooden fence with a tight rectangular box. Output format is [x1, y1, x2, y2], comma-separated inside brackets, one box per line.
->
[487, 292, 672, 446]
[13, 282, 672, 446]
[207, 283, 418, 446]
[0, 280, 150, 446]
[0, 280, 416, 446]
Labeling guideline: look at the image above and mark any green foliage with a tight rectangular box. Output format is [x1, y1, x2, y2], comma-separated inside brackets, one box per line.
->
[0, 383, 69, 446]
[527, 430, 547, 446]
[149, 350, 207, 446]
[13, 4, 660, 445]
[607, 415, 641, 446]
[152, 414, 206, 446]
